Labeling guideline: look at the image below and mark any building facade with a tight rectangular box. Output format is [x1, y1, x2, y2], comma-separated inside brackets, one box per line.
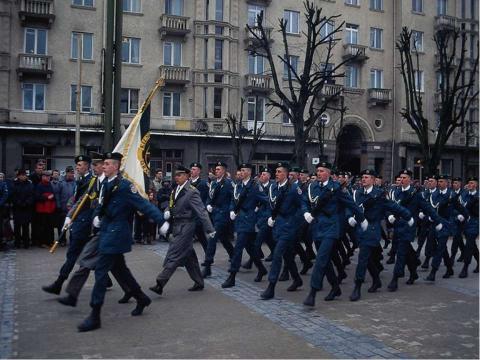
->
[0, 0, 478, 179]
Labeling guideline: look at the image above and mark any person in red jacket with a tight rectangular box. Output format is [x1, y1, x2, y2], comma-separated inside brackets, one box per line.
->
[33, 170, 56, 248]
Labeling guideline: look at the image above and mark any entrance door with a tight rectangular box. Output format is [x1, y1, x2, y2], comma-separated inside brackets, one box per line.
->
[336, 124, 364, 175]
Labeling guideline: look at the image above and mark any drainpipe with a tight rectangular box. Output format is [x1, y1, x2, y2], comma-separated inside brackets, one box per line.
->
[390, 0, 397, 183]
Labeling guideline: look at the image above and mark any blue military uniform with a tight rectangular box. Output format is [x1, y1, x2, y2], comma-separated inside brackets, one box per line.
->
[450, 184, 467, 262]
[253, 178, 275, 261]
[461, 184, 479, 276]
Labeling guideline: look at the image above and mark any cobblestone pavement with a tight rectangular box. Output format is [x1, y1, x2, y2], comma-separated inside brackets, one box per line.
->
[0, 238, 478, 359]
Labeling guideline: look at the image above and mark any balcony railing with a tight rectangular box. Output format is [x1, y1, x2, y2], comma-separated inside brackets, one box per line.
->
[244, 74, 272, 93]
[342, 44, 369, 62]
[368, 88, 392, 105]
[17, 54, 53, 81]
[435, 15, 457, 31]
[245, 26, 273, 48]
[159, 14, 190, 38]
[19, 0, 55, 28]
[320, 83, 343, 97]
[159, 65, 190, 84]
[8, 110, 103, 128]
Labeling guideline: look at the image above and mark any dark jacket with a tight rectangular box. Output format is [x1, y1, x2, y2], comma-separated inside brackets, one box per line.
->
[12, 179, 34, 224]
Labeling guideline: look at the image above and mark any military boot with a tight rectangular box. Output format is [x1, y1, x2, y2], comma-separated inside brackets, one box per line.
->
[77, 305, 101, 332]
[254, 264, 268, 282]
[406, 271, 419, 285]
[221, 272, 236, 288]
[458, 264, 468, 278]
[118, 292, 133, 304]
[387, 276, 398, 292]
[42, 276, 66, 295]
[57, 294, 77, 307]
[324, 285, 341, 301]
[442, 266, 454, 279]
[425, 268, 437, 282]
[201, 265, 212, 278]
[349, 280, 362, 301]
[260, 282, 275, 300]
[286, 276, 303, 292]
[368, 276, 382, 293]
[131, 292, 151, 316]
[242, 258, 253, 270]
[299, 260, 313, 275]
[149, 282, 164, 295]
[278, 267, 290, 282]
[303, 288, 317, 307]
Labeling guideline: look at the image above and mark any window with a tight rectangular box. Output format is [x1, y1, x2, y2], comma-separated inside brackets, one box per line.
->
[120, 88, 139, 114]
[436, 72, 444, 90]
[320, 21, 335, 40]
[214, 39, 223, 69]
[411, 30, 424, 51]
[370, 0, 383, 11]
[72, 0, 93, 6]
[23, 83, 45, 111]
[284, 10, 300, 34]
[412, 0, 423, 12]
[437, 0, 447, 15]
[213, 88, 222, 118]
[345, 65, 359, 88]
[345, 24, 358, 44]
[71, 32, 93, 60]
[441, 159, 453, 176]
[215, 0, 223, 21]
[70, 85, 92, 112]
[282, 106, 292, 124]
[370, 27, 383, 49]
[163, 42, 182, 66]
[413, 70, 424, 92]
[122, 37, 140, 64]
[24, 28, 47, 55]
[370, 69, 383, 88]
[215, 26, 223, 35]
[247, 97, 265, 123]
[163, 92, 180, 117]
[165, 0, 183, 15]
[283, 55, 298, 78]
[248, 5, 265, 26]
[123, 0, 141, 12]
[345, 0, 360, 5]
[248, 54, 264, 74]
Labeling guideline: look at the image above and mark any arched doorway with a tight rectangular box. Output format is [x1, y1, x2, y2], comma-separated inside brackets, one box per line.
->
[336, 125, 364, 175]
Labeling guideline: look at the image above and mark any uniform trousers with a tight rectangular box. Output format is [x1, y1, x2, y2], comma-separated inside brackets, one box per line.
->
[229, 232, 262, 273]
[204, 223, 234, 265]
[310, 236, 338, 290]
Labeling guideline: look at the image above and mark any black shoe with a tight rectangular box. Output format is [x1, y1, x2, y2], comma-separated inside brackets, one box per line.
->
[386, 256, 395, 265]
[149, 283, 163, 295]
[188, 283, 204, 291]
[421, 258, 430, 269]
[303, 288, 317, 307]
[264, 254, 273, 262]
[202, 265, 212, 278]
[338, 271, 348, 284]
[106, 276, 113, 289]
[442, 267, 454, 279]
[299, 261, 313, 275]
[458, 265, 468, 279]
[425, 269, 436, 282]
[474, 264, 479, 273]
[77, 307, 101, 332]
[324, 286, 341, 301]
[286, 277, 303, 292]
[221, 272, 236, 288]
[242, 258, 253, 270]
[350, 281, 362, 301]
[260, 282, 275, 300]
[131, 294, 151, 316]
[118, 292, 132, 304]
[278, 268, 290, 282]
[368, 277, 382, 293]
[58, 295, 77, 307]
[254, 267, 268, 282]
[387, 277, 398, 292]
[42, 277, 65, 295]
[406, 272, 419, 285]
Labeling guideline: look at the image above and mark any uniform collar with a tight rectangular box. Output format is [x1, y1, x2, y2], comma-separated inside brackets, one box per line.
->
[242, 178, 251, 186]
[98, 173, 106, 183]
[191, 176, 199, 183]
[364, 185, 374, 194]
[107, 175, 117, 183]
[175, 181, 187, 195]
[402, 185, 411, 192]
[469, 190, 477, 195]
[320, 179, 329, 187]
[278, 179, 288, 188]
[439, 188, 448, 194]
[430, 188, 437, 194]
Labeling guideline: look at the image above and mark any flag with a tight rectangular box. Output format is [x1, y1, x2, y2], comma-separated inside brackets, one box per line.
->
[113, 79, 164, 199]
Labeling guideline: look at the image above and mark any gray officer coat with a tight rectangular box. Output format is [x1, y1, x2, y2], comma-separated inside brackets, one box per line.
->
[163, 183, 214, 268]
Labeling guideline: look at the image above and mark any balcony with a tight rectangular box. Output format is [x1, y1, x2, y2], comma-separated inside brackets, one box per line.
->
[342, 44, 369, 63]
[319, 83, 343, 99]
[159, 14, 190, 38]
[434, 15, 458, 31]
[159, 65, 190, 85]
[17, 54, 53, 81]
[8, 110, 103, 128]
[368, 88, 392, 106]
[244, 26, 273, 50]
[244, 74, 272, 94]
[19, 0, 55, 28]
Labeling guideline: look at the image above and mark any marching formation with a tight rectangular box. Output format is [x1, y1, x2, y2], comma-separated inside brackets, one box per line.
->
[33, 155, 478, 332]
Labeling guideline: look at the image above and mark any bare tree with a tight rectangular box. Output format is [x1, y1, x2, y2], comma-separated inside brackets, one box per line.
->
[247, 1, 354, 167]
[396, 26, 479, 175]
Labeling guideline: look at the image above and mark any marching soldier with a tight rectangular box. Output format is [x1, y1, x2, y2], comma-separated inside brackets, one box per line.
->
[417, 175, 439, 269]
[459, 176, 479, 278]
[202, 162, 235, 277]
[450, 177, 467, 263]
[253, 167, 275, 262]
[77, 152, 165, 332]
[150, 165, 215, 296]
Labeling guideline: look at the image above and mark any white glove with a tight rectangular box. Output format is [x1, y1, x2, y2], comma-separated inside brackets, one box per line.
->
[304, 212, 314, 224]
[428, 216, 433, 222]
[206, 205, 213, 213]
[207, 231, 216, 239]
[230, 211, 237, 221]
[267, 217, 275, 227]
[360, 219, 369, 231]
[348, 217, 357, 227]
[163, 210, 171, 220]
[407, 217, 415, 227]
[388, 215, 396, 224]
[457, 214, 465, 222]
[159, 221, 170, 236]
[418, 212, 425, 220]
[435, 223, 443, 231]
[63, 217, 72, 228]
[93, 216, 101, 228]
[254, 206, 259, 213]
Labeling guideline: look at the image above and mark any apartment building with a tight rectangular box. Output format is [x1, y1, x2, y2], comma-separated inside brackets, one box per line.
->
[0, 0, 478, 179]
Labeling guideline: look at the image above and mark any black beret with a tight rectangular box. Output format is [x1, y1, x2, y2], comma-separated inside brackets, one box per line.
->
[300, 168, 309, 174]
[310, 173, 316, 177]
[290, 166, 301, 173]
[190, 162, 202, 169]
[174, 165, 190, 175]
[467, 176, 479, 182]
[452, 177, 462, 182]
[377, 175, 383, 179]
[316, 161, 333, 170]
[238, 163, 253, 170]
[337, 171, 346, 176]
[437, 174, 449, 180]
[259, 167, 272, 174]
[102, 152, 123, 161]
[400, 169, 413, 177]
[427, 174, 439, 180]
[360, 169, 377, 177]
[91, 152, 104, 163]
[275, 162, 290, 171]
[215, 161, 227, 168]
[75, 155, 91, 164]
